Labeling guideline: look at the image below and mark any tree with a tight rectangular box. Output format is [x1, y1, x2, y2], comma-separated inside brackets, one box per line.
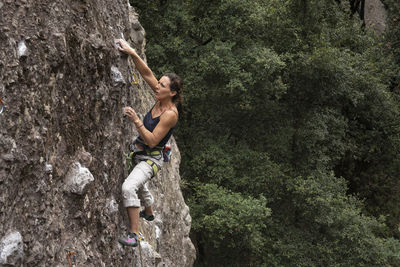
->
[131, 0, 400, 265]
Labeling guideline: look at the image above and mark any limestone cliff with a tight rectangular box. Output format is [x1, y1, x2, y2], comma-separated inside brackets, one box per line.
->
[365, 0, 387, 34]
[0, 0, 196, 266]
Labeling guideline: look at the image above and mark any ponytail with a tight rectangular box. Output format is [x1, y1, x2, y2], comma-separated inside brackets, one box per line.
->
[164, 72, 184, 112]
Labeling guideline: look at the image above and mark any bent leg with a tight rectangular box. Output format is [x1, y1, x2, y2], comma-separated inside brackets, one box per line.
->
[138, 184, 155, 220]
[127, 207, 140, 233]
[121, 161, 154, 208]
[121, 161, 154, 234]
[138, 183, 154, 208]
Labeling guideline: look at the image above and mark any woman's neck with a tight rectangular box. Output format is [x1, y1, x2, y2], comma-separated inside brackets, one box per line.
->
[158, 99, 174, 110]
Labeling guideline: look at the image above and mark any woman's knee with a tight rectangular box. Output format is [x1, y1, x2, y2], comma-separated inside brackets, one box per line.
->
[121, 180, 138, 195]
[121, 181, 141, 208]
[141, 194, 154, 207]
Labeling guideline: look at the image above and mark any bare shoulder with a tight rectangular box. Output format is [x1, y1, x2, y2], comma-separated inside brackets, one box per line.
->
[161, 107, 178, 126]
[167, 106, 178, 116]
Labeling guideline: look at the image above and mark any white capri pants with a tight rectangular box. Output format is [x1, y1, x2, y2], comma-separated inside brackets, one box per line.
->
[121, 155, 163, 208]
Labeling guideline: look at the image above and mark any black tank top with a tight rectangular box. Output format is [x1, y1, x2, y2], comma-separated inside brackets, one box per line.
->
[137, 106, 175, 148]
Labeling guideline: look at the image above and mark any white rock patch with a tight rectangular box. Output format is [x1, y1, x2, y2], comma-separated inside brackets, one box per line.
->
[17, 40, 28, 58]
[111, 66, 125, 85]
[0, 231, 24, 265]
[107, 196, 119, 214]
[64, 162, 94, 195]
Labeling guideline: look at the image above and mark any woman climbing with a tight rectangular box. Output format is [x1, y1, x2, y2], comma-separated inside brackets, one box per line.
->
[115, 39, 183, 247]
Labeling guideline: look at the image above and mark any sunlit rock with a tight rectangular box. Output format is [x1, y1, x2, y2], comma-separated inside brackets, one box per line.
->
[0, 231, 24, 266]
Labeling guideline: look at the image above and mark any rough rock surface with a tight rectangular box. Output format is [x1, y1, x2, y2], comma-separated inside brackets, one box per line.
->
[364, 0, 387, 34]
[0, 0, 195, 266]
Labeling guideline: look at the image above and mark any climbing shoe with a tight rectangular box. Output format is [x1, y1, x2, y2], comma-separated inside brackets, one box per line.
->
[118, 232, 144, 247]
[139, 210, 155, 221]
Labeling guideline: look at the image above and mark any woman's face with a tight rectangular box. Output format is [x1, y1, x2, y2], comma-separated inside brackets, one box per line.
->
[155, 76, 176, 101]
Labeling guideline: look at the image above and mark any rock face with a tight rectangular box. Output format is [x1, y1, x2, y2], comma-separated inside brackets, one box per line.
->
[364, 0, 387, 34]
[0, 0, 195, 266]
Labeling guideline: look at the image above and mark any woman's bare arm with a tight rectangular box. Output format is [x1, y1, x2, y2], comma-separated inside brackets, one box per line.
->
[124, 107, 178, 148]
[115, 39, 158, 93]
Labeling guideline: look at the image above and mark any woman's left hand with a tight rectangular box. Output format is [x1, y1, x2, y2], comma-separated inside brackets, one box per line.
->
[124, 107, 140, 124]
[115, 39, 135, 55]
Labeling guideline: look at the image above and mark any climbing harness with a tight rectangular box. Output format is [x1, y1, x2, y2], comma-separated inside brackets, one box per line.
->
[124, 139, 162, 176]
[0, 97, 4, 114]
[124, 151, 135, 173]
[124, 138, 172, 177]
[123, 151, 160, 175]
[134, 139, 172, 163]
[146, 159, 159, 176]
[66, 251, 77, 267]
[163, 144, 172, 162]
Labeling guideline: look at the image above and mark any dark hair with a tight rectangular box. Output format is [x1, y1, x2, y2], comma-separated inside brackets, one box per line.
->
[164, 72, 184, 111]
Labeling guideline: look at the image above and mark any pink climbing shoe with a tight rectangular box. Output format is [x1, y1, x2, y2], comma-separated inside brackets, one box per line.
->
[118, 232, 144, 247]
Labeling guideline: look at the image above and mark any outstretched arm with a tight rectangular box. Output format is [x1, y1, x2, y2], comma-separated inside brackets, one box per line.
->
[115, 39, 158, 93]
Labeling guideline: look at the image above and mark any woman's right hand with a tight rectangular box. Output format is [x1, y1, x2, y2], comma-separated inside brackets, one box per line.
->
[124, 106, 140, 124]
[115, 39, 136, 55]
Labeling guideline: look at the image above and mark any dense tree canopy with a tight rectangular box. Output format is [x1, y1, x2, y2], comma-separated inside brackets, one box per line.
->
[132, 0, 400, 265]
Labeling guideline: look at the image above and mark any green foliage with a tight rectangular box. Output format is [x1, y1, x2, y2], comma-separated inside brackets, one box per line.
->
[131, 0, 400, 265]
[265, 172, 400, 266]
[383, 0, 400, 105]
[190, 183, 270, 266]
[283, 45, 400, 174]
[185, 137, 286, 197]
